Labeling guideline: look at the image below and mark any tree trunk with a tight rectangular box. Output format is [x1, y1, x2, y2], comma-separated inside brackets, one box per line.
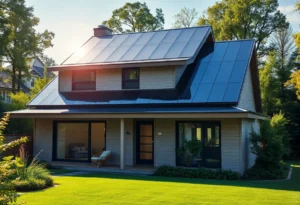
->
[11, 64, 16, 94]
[17, 68, 22, 92]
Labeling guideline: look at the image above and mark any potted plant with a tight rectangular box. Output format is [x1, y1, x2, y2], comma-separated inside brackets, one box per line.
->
[177, 138, 201, 167]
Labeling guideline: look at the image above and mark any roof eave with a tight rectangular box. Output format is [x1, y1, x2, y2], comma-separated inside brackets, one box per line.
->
[48, 58, 189, 72]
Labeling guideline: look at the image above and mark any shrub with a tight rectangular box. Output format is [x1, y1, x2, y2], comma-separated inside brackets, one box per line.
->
[243, 118, 287, 180]
[11, 178, 46, 192]
[154, 166, 241, 180]
[242, 165, 284, 180]
[10, 157, 53, 191]
[177, 139, 202, 167]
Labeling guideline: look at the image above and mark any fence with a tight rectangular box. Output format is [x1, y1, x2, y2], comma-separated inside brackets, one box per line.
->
[2, 134, 33, 158]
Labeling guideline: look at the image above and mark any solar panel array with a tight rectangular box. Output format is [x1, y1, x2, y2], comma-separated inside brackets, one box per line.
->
[181, 40, 255, 103]
[62, 27, 211, 65]
[29, 38, 254, 106]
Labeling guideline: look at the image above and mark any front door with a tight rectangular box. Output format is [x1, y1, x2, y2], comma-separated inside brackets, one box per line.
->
[136, 121, 154, 164]
[202, 123, 221, 168]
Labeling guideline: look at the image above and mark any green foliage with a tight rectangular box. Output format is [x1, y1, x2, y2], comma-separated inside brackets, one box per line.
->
[197, 0, 288, 56]
[259, 52, 281, 115]
[10, 157, 53, 191]
[102, 1, 164, 33]
[245, 118, 290, 179]
[11, 178, 46, 192]
[0, 0, 54, 92]
[154, 165, 240, 180]
[0, 114, 27, 205]
[173, 7, 198, 28]
[242, 165, 284, 180]
[30, 67, 51, 99]
[176, 138, 201, 167]
[250, 120, 284, 168]
[270, 112, 290, 156]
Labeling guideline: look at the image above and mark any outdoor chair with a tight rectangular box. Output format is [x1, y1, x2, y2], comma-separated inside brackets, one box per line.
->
[91, 150, 111, 167]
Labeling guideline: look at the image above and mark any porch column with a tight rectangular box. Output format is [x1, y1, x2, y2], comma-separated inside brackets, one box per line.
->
[120, 118, 125, 170]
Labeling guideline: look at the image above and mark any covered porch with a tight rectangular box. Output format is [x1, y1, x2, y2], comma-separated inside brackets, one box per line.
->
[9, 107, 265, 174]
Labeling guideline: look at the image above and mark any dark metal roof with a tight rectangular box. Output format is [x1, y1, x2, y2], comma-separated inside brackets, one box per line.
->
[60, 26, 211, 66]
[0, 71, 30, 93]
[28, 39, 255, 107]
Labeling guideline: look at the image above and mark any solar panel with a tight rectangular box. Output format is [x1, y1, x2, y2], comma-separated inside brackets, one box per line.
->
[29, 38, 255, 107]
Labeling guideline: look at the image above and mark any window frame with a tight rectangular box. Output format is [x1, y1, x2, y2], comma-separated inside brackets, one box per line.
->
[122, 67, 140, 90]
[72, 70, 96, 91]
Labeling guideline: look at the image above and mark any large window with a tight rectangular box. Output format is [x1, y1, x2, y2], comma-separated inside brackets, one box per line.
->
[72, 70, 96, 91]
[177, 122, 221, 168]
[122, 68, 139, 89]
[54, 121, 105, 162]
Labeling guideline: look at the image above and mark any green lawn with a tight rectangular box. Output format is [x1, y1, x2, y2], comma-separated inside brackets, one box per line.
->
[18, 162, 300, 205]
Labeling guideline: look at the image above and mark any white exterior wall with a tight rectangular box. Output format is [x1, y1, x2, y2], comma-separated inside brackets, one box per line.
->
[140, 66, 175, 89]
[59, 71, 72, 92]
[96, 69, 122, 90]
[105, 119, 134, 166]
[221, 119, 242, 173]
[238, 66, 256, 112]
[154, 119, 176, 167]
[34, 118, 53, 161]
[58, 66, 176, 92]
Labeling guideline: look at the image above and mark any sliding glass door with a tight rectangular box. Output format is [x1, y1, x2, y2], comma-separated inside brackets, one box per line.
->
[176, 121, 221, 168]
[53, 121, 105, 162]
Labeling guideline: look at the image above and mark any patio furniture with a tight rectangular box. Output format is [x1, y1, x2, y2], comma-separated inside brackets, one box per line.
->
[70, 143, 88, 159]
[91, 150, 111, 167]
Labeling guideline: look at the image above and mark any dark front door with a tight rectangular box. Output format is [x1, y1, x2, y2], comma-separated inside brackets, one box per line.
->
[136, 121, 154, 164]
[202, 123, 221, 168]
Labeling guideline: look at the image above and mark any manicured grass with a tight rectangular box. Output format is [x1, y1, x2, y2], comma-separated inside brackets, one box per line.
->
[18, 162, 300, 205]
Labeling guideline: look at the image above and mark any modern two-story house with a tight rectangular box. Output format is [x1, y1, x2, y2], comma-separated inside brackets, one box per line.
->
[9, 25, 265, 174]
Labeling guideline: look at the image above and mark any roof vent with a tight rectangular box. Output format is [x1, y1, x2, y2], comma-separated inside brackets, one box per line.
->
[94, 25, 113, 37]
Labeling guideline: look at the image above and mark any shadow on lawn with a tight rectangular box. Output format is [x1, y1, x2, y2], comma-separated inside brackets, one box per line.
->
[68, 166, 300, 192]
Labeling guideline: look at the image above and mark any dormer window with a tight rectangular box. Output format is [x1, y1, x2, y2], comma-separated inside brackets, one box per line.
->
[122, 68, 139, 89]
[72, 70, 96, 91]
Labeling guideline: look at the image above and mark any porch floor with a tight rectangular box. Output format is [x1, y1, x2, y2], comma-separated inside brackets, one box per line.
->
[51, 161, 156, 175]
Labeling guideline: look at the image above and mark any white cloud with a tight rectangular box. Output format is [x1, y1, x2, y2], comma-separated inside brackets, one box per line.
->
[278, 4, 300, 23]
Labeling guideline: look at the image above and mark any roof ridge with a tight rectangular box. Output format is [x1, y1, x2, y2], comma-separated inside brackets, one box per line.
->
[95, 26, 212, 37]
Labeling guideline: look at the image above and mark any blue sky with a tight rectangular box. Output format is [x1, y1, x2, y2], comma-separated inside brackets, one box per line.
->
[26, 0, 300, 64]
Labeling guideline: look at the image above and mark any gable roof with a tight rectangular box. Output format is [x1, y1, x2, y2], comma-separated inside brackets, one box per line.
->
[28, 39, 258, 110]
[49, 26, 212, 71]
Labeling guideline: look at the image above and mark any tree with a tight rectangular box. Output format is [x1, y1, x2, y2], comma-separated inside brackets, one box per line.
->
[197, 0, 288, 56]
[40, 55, 56, 67]
[1, 0, 54, 92]
[259, 52, 280, 115]
[173, 7, 198, 28]
[102, 2, 164, 33]
[270, 26, 297, 101]
[286, 1, 300, 100]
[30, 68, 51, 99]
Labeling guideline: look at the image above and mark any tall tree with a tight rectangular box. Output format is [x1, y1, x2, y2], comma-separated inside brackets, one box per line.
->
[270, 26, 297, 101]
[286, 2, 300, 100]
[1, 0, 54, 92]
[197, 0, 288, 56]
[259, 52, 280, 115]
[173, 7, 198, 28]
[102, 2, 164, 33]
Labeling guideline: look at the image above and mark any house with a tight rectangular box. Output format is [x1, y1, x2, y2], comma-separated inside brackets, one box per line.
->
[0, 58, 48, 104]
[9, 25, 265, 174]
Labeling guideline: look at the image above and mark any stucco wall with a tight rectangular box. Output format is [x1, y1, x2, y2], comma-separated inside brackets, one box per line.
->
[34, 118, 53, 161]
